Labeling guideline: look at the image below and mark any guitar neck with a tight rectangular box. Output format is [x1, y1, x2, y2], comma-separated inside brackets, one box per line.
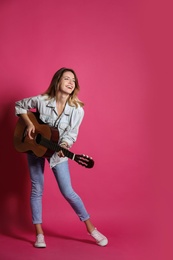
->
[36, 134, 75, 160]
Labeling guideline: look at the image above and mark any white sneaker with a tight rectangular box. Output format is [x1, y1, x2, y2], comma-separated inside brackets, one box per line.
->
[34, 234, 46, 248]
[90, 228, 108, 246]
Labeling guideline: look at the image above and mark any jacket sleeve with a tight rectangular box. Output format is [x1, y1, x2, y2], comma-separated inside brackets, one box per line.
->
[15, 95, 39, 115]
[59, 106, 84, 147]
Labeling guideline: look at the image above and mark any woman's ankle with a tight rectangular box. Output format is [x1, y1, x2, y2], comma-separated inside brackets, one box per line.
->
[34, 223, 44, 235]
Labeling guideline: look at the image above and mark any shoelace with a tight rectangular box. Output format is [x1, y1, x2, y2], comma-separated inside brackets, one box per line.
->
[91, 230, 104, 241]
[37, 235, 44, 243]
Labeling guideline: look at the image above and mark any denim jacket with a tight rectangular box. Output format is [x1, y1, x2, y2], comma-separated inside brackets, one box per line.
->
[15, 94, 84, 167]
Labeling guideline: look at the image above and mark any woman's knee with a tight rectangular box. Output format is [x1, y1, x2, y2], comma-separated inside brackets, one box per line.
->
[31, 183, 43, 197]
[61, 188, 78, 201]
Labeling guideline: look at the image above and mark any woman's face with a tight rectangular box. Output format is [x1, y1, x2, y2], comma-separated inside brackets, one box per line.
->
[58, 71, 75, 95]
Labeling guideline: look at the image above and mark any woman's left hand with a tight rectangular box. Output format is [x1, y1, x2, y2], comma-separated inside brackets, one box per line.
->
[57, 142, 69, 157]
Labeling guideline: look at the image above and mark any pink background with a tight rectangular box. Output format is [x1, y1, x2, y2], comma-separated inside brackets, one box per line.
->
[0, 0, 172, 259]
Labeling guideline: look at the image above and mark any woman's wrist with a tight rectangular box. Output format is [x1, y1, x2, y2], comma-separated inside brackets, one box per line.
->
[60, 141, 69, 148]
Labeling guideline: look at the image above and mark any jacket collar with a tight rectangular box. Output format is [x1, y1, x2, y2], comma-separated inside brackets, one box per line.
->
[47, 98, 71, 115]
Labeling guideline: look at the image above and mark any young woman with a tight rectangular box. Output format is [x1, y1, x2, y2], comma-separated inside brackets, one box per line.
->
[15, 67, 108, 248]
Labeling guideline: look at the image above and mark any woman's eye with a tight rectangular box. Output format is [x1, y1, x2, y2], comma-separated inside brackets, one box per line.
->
[64, 77, 75, 83]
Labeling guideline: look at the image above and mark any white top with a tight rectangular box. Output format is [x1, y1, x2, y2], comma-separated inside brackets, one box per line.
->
[15, 94, 84, 167]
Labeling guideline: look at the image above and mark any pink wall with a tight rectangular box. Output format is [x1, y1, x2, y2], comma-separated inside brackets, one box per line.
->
[0, 0, 172, 259]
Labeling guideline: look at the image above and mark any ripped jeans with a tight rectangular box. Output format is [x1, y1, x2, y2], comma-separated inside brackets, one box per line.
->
[27, 153, 90, 224]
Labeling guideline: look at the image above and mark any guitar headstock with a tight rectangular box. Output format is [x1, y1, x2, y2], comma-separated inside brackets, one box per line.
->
[74, 154, 94, 168]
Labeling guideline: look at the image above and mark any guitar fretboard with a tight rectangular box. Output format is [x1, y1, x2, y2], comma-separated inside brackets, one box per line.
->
[36, 134, 75, 160]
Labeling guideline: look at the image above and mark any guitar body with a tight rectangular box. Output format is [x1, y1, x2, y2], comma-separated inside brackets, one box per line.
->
[13, 112, 59, 158]
[14, 111, 94, 168]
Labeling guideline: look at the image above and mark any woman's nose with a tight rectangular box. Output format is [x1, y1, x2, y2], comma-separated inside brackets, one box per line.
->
[69, 79, 74, 85]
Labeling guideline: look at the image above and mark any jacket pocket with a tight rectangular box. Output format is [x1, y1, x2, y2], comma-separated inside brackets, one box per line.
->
[39, 114, 54, 125]
[59, 122, 70, 132]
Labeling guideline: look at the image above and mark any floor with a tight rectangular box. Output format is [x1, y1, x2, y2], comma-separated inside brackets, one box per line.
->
[0, 215, 156, 260]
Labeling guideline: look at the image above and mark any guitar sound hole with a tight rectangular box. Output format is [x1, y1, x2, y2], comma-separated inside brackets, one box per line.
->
[35, 133, 42, 144]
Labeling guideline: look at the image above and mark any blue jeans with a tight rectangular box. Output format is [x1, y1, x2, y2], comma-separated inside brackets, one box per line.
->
[27, 153, 90, 224]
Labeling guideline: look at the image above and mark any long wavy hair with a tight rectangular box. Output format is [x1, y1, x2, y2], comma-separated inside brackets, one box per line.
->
[42, 67, 84, 107]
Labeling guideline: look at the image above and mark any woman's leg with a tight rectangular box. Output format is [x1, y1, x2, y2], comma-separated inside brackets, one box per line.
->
[52, 161, 91, 222]
[27, 153, 46, 247]
[52, 160, 108, 246]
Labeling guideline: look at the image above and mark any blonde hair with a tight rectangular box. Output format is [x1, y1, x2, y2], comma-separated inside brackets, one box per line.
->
[43, 67, 84, 107]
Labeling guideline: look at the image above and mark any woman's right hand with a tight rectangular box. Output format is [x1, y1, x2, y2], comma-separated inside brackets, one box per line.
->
[19, 113, 35, 140]
[25, 123, 35, 139]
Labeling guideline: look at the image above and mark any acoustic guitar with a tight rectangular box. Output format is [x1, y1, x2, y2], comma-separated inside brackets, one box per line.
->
[13, 112, 94, 168]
